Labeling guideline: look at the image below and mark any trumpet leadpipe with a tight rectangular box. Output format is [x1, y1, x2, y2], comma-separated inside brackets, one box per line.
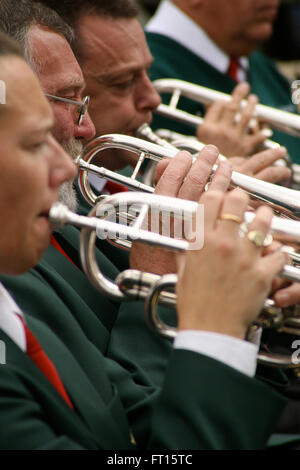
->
[153, 78, 300, 138]
[76, 156, 154, 194]
[49, 201, 188, 252]
[50, 197, 300, 290]
[155, 103, 280, 152]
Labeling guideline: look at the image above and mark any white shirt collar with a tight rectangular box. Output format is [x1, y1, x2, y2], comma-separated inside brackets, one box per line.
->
[146, 0, 248, 79]
[0, 282, 26, 352]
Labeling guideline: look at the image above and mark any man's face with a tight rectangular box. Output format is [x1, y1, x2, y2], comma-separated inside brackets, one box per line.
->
[0, 56, 76, 275]
[195, 0, 280, 56]
[77, 16, 161, 137]
[29, 26, 96, 208]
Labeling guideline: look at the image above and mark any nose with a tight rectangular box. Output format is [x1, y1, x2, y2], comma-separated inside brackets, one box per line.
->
[135, 72, 161, 113]
[49, 136, 77, 188]
[74, 111, 96, 141]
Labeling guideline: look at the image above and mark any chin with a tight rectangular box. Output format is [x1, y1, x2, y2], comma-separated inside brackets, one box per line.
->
[0, 260, 35, 276]
[0, 237, 49, 275]
[249, 23, 274, 42]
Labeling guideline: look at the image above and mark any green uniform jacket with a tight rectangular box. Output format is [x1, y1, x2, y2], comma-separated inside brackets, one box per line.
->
[146, 33, 300, 164]
[74, 179, 130, 272]
[0, 311, 287, 449]
[0, 224, 123, 340]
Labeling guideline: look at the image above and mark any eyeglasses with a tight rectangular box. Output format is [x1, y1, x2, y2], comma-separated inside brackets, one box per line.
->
[45, 94, 90, 126]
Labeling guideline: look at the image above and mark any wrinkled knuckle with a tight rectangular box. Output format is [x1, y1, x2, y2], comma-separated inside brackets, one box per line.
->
[218, 239, 235, 258]
[253, 153, 265, 166]
[265, 167, 277, 180]
[186, 172, 206, 187]
[255, 132, 268, 144]
[228, 102, 240, 113]
[255, 215, 271, 232]
[227, 189, 248, 205]
[163, 168, 185, 185]
[241, 108, 253, 121]
[176, 151, 193, 163]
[202, 189, 223, 203]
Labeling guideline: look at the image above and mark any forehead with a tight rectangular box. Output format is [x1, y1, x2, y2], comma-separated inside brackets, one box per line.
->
[29, 26, 85, 94]
[0, 55, 53, 131]
[78, 16, 153, 77]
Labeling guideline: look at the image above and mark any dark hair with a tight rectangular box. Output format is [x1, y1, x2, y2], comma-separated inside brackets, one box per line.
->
[32, 0, 139, 61]
[32, 0, 139, 26]
[0, 0, 74, 70]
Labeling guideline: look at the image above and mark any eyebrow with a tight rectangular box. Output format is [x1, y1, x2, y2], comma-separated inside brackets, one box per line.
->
[55, 77, 86, 95]
[96, 66, 152, 83]
[93, 57, 154, 83]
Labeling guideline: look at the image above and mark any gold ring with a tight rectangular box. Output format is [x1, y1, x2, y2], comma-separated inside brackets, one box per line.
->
[220, 213, 243, 224]
[247, 230, 273, 248]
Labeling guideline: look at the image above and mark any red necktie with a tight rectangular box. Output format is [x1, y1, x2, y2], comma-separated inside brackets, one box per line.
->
[227, 57, 240, 82]
[50, 234, 79, 269]
[23, 321, 74, 409]
[104, 180, 128, 194]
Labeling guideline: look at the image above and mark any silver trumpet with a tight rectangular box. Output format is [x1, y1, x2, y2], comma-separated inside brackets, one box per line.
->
[76, 132, 300, 220]
[50, 197, 300, 368]
[153, 78, 300, 140]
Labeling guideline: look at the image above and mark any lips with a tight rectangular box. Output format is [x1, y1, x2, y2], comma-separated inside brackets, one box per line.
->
[37, 202, 56, 222]
[38, 210, 49, 218]
[38, 208, 51, 219]
[131, 116, 153, 135]
[259, 4, 279, 21]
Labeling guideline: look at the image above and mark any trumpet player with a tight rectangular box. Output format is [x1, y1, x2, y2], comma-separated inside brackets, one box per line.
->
[0, 31, 298, 449]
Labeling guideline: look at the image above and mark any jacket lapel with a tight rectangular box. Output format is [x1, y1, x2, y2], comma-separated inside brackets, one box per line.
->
[1, 317, 131, 449]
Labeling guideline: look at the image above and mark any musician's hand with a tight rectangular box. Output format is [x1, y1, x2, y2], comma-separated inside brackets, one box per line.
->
[271, 263, 300, 308]
[130, 146, 232, 274]
[196, 82, 267, 157]
[229, 147, 291, 183]
[259, 241, 300, 308]
[176, 190, 287, 339]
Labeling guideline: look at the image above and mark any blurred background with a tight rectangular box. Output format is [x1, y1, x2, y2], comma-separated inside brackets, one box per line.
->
[136, 0, 300, 80]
